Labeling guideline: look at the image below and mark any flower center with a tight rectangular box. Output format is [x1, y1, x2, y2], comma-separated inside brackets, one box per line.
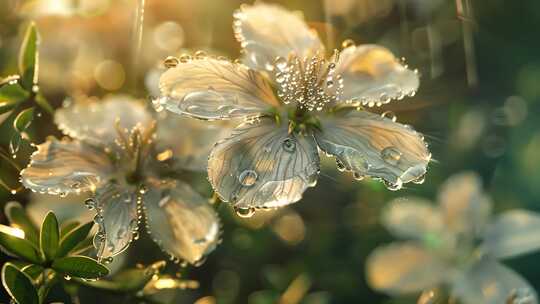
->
[274, 51, 344, 112]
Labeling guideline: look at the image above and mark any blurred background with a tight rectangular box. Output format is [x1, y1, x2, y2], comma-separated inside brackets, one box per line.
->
[1, 0, 540, 303]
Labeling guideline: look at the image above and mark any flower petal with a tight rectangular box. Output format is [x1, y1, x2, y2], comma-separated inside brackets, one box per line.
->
[382, 197, 443, 240]
[27, 193, 94, 225]
[21, 138, 112, 195]
[314, 109, 430, 188]
[208, 117, 320, 209]
[336, 45, 419, 106]
[92, 184, 139, 260]
[451, 257, 537, 304]
[155, 112, 235, 171]
[158, 58, 280, 120]
[55, 95, 152, 147]
[366, 242, 447, 294]
[233, 3, 324, 72]
[143, 179, 220, 265]
[482, 210, 540, 259]
[438, 172, 492, 237]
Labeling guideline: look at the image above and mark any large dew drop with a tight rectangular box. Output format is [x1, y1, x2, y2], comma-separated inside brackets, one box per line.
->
[234, 206, 255, 218]
[238, 170, 258, 187]
[381, 146, 402, 166]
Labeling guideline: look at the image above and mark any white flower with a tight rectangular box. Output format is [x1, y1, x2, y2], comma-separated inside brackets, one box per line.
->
[20, 95, 221, 265]
[156, 3, 430, 214]
[366, 172, 540, 304]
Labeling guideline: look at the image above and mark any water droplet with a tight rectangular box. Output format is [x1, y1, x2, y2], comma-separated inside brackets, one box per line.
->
[234, 206, 255, 218]
[341, 39, 355, 49]
[163, 56, 179, 68]
[407, 90, 416, 97]
[59, 191, 67, 198]
[64, 275, 72, 281]
[85, 198, 96, 210]
[10, 189, 17, 195]
[383, 179, 403, 191]
[138, 184, 147, 194]
[103, 257, 113, 264]
[336, 159, 346, 172]
[179, 54, 192, 63]
[353, 172, 364, 181]
[274, 57, 288, 71]
[238, 170, 258, 187]
[413, 173, 426, 184]
[282, 138, 296, 152]
[194, 50, 207, 59]
[381, 146, 402, 165]
[381, 111, 397, 122]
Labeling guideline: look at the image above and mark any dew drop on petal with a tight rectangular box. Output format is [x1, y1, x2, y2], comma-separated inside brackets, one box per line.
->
[341, 39, 355, 49]
[238, 170, 258, 187]
[64, 275, 72, 281]
[381, 146, 402, 165]
[163, 56, 180, 68]
[282, 138, 296, 152]
[234, 206, 255, 218]
[383, 179, 403, 191]
[85, 198, 96, 210]
[381, 111, 397, 122]
[336, 159, 346, 172]
[274, 57, 288, 71]
[353, 172, 364, 181]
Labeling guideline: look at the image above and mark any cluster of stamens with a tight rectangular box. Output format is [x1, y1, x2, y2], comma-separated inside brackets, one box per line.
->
[275, 51, 344, 112]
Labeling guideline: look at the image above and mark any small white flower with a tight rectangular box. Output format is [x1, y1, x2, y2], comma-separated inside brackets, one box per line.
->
[156, 3, 430, 213]
[20, 95, 221, 265]
[366, 172, 540, 304]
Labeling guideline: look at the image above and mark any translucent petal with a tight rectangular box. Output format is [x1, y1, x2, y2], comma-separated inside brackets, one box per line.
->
[451, 258, 538, 304]
[143, 179, 221, 265]
[314, 109, 430, 186]
[382, 197, 443, 240]
[208, 117, 320, 209]
[336, 45, 419, 106]
[93, 184, 139, 260]
[482, 210, 540, 259]
[366, 242, 447, 294]
[155, 112, 235, 171]
[233, 3, 324, 72]
[55, 95, 152, 147]
[158, 58, 280, 120]
[21, 138, 112, 195]
[438, 172, 492, 237]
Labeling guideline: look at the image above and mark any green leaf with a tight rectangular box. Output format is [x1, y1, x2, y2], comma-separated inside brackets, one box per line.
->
[0, 83, 29, 115]
[60, 221, 80, 238]
[34, 93, 53, 115]
[18, 22, 39, 90]
[52, 256, 109, 279]
[0, 229, 42, 264]
[1, 263, 39, 304]
[40, 212, 59, 261]
[56, 222, 94, 258]
[4, 201, 39, 245]
[79, 261, 165, 292]
[13, 107, 34, 133]
[20, 264, 44, 280]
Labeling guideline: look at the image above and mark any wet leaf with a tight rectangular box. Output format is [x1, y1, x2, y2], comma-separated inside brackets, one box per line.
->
[13, 107, 34, 133]
[0, 83, 28, 114]
[81, 261, 165, 292]
[4, 201, 39, 245]
[34, 93, 53, 115]
[18, 22, 39, 90]
[20, 264, 44, 281]
[40, 212, 60, 261]
[60, 221, 81, 238]
[0, 230, 42, 264]
[1, 263, 39, 304]
[52, 256, 109, 279]
[56, 221, 94, 258]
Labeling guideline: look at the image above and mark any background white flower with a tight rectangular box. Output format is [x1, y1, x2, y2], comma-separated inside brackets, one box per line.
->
[156, 3, 430, 214]
[366, 172, 540, 304]
[20, 95, 221, 265]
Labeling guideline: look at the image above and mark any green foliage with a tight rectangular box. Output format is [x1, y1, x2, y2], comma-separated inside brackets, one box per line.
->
[1, 263, 39, 304]
[0, 205, 110, 304]
[18, 22, 38, 90]
[13, 107, 34, 134]
[39, 212, 59, 261]
[0, 83, 28, 114]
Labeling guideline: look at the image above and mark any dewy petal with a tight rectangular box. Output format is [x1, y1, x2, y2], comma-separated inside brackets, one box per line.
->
[382, 197, 443, 240]
[451, 257, 538, 304]
[143, 179, 220, 265]
[158, 58, 280, 120]
[93, 183, 139, 260]
[208, 117, 320, 209]
[314, 109, 430, 187]
[366, 242, 447, 294]
[21, 138, 112, 195]
[438, 172, 492, 237]
[55, 95, 153, 147]
[336, 45, 419, 106]
[482, 210, 540, 259]
[233, 3, 324, 72]
[155, 112, 235, 172]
